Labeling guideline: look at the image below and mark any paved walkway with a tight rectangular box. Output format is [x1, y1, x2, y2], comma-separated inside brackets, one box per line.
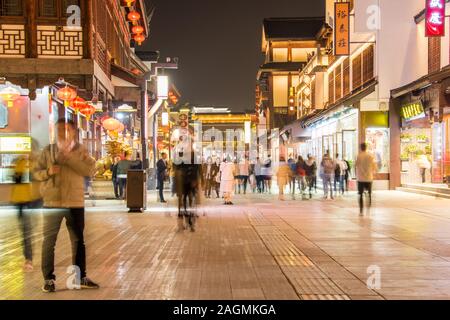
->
[1, 190, 450, 300]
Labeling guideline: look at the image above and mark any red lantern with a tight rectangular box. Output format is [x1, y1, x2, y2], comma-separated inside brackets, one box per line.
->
[132, 25, 144, 34]
[123, 0, 135, 7]
[0, 86, 21, 108]
[70, 96, 86, 113]
[127, 11, 140, 25]
[56, 86, 77, 107]
[133, 34, 146, 45]
[103, 118, 121, 131]
[79, 104, 96, 121]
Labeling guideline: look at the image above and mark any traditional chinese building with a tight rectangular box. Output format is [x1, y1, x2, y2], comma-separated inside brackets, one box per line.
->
[0, 0, 154, 200]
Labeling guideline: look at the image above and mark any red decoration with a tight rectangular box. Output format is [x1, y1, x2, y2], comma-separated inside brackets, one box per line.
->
[133, 34, 146, 45]
[426, 0, 446, 37]
[70, 96, 86, 113]
[127, 11, 141, 25]
[131, 68, 142, 75]
[0, 86, 21, 108]
[56, 86, 77, 107]
[132, 25, 144, 34]
[79, 104, 96, 121]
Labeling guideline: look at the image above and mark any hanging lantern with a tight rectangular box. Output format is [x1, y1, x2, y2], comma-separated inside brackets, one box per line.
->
[0, 86, 21, 108]
[127, 11, 141, 25]
[103, 117, 121, 131]
[56, 86, 77, 107]
[131, 25, 144, 34]
[123, 0, 135, 7]
[79, 104, 96, 121]
[133, 34, 146, 45]
[70, 96, 86, 113]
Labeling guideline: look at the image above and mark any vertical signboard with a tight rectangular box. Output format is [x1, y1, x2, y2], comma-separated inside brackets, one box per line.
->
[426, 0, 446, 37]
[334, 2, 350, 56]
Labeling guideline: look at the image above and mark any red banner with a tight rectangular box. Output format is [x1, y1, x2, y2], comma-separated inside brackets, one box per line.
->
[426, 0, 446, 37]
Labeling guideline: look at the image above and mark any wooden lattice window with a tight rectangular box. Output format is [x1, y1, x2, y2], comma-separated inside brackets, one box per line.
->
[363, 45, 374, 84]
[39, 0, 57, 17]
[95, 0, 107, 43]
[328, 70, 335, 105]
[311, 79, 316, 110]
[343, 58, 350, 96]
[352, 54, 362, 90]
[335, 64, 342, 101]
[0, 0, 23, 16]
[429, 37, 441, 74]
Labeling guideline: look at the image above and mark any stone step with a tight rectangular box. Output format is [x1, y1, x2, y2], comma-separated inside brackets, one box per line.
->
[396, 187, 450, 199]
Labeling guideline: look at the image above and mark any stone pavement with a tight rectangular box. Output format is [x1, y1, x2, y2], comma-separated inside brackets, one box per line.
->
[1, 190, 450, 300]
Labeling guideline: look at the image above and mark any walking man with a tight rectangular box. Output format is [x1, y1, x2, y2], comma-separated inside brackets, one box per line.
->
[156, 152, 168, 203]
[355, 143, 377, 215]
[34, 119, 99, 293]
[321, 152, 336, 200]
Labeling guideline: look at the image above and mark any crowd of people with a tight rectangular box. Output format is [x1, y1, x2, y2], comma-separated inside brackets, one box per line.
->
[154, 150, 372, 206]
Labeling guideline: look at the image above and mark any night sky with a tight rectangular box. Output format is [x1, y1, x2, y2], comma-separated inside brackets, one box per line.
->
[142, 0, 325, 111]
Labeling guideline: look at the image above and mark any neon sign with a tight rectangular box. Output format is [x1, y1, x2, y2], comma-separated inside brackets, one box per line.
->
[426, 0, 446, 37]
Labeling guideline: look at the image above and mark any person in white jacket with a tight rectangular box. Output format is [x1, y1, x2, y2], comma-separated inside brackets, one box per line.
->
[220, 156, 236, 205]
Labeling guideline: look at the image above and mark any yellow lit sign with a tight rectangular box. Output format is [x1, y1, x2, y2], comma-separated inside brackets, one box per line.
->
[401, 102, 425, 121]
[0, 136, 31, 153]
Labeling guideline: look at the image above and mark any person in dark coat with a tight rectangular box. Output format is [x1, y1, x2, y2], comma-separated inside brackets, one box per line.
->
[156, 152, 168, 203]
[174, 152, 203, 232]
[110, 156, 121, 199]
[202, 157, 219, 198]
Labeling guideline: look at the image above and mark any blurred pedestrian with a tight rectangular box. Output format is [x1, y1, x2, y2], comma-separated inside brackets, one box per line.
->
[321, 151, 336, 200]
[276, 157, 292, 201]
[304, 155, 317, 199]
[334, 153, 347, 195]
[287, 155, 297, 197]
[116, 152, 132, 200]
[203, 157, 219, 198]
[254, 157, 263, 193]
[238, 157, 250, 194]
[343, 158, 352, 192]
[355, 143, 377, 215]
[34, 119, 98, 293]
[110, 156, 121, 199]
[296, 156, 306, 199]
[174, 152, 203, 231]
[220, 156, 235, 205]
[261, 156, 273, 194]
[156, 152, 168, 203]
[11, 140, 42, 272]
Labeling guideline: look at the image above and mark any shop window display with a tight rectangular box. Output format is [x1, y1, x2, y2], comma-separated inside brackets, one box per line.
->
[400, 127, 433, 185]
[366, 128, 390, 174]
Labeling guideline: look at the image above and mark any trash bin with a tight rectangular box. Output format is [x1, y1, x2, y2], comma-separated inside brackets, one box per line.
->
[127, 169, 147, 212]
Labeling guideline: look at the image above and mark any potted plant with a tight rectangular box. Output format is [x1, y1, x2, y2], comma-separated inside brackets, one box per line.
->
[400, 152, 409, 161]
[400, 133, 412, 143]
[417, 134, 429, 143]
[405, 144, 419, 156]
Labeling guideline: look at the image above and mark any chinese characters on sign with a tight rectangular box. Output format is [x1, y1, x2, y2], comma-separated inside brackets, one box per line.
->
[334, 2, 350, 56]
[426, 0, 446, 37]
[401, 101, 425, 121]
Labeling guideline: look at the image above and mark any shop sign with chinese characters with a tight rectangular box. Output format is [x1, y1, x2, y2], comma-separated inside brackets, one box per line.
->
[426, 0, 446, 37]
[334, 2, 350, 56]
[401, 101, 426, 121]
